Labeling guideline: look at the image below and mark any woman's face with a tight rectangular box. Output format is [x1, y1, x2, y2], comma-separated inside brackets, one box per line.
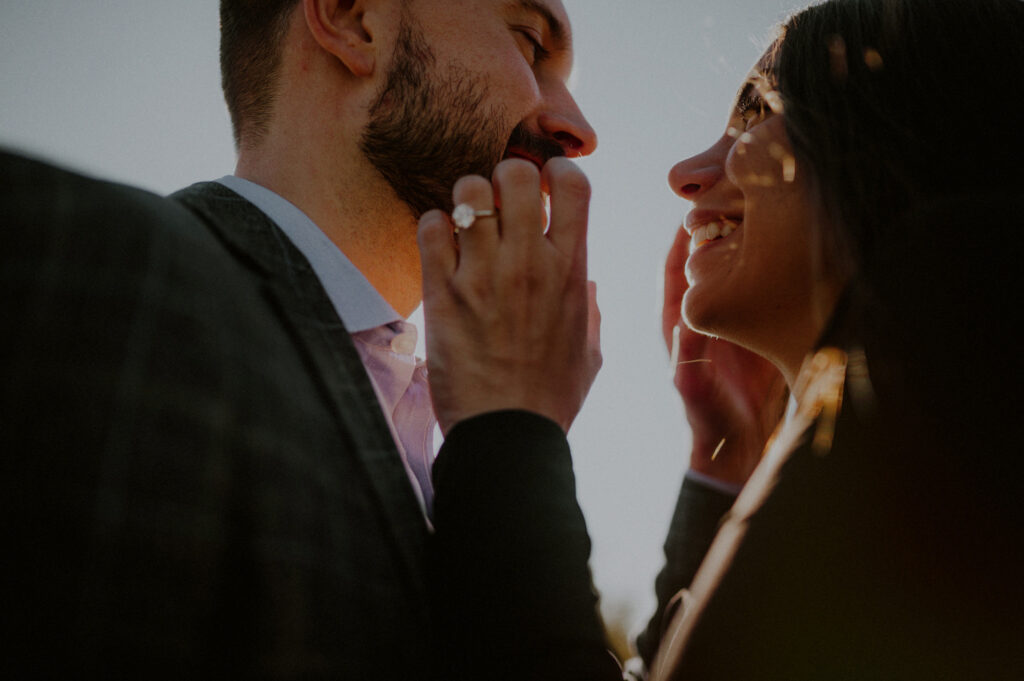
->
[668, 70, 841, 383]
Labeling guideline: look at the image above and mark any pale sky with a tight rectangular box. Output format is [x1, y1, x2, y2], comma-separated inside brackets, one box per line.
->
[1, 0, 807, 642]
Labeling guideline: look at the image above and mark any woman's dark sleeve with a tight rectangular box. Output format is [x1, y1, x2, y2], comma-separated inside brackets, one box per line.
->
[429, 410, 623, 681]
[635, 474, 736, 668]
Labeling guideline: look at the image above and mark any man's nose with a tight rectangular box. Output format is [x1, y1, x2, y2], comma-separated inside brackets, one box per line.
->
[538, 85, 597, 158]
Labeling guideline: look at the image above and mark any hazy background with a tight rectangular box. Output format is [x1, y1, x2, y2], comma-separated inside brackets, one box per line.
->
[1, 0, 806, 646]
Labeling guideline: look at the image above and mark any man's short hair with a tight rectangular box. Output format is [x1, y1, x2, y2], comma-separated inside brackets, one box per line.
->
[220, 0, 299, 148]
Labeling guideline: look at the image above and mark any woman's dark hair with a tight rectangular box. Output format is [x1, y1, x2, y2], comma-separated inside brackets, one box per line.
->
[766, 0, 1024, 512]
[766, 0, 1024, 289]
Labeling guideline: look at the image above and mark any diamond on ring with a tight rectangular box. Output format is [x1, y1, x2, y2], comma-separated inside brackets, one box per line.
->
[452, 203, 497, 232]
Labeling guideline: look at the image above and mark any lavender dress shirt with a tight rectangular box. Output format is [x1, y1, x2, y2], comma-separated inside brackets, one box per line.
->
[216, 176, 437, 516]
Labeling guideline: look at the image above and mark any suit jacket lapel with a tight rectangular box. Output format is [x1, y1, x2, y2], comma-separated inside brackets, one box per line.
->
[171, 181, 429, 596]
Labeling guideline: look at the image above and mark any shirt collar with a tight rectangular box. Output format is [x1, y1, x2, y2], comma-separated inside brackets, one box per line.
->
[215, 175, 401, 333]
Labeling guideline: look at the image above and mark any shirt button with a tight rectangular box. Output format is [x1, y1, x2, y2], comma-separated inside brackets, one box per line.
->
[390, 332, 417, 356]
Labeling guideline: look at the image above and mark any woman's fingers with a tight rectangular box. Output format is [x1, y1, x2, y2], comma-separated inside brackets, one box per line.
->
[451, 174, 499, 271]
[419, 157, 597, 433]
[492, 159, 545, 250]
[543, 158, 591, 274]
[417, 209, 457, 296]
[663, 224, 692, 349]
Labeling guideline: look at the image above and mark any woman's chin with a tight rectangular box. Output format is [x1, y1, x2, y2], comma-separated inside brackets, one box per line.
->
[681, 287, 723, 338]
[682, 286, 757, 350]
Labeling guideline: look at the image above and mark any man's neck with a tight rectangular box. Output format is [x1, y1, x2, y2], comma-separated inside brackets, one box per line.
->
[234, 148, 423, 318]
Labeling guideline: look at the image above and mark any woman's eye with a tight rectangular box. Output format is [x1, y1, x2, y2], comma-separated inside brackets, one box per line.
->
[740, 100, 768, 130]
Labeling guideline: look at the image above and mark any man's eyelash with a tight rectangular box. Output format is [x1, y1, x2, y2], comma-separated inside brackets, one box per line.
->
[520, 31, 550, 61]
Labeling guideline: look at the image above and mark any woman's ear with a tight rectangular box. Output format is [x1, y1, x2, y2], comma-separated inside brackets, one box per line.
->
[303, 0, 376, 78]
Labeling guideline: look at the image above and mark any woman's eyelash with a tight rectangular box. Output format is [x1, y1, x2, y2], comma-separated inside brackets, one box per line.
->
[737, 94, 766, 117]
[736, 93, 769, 129]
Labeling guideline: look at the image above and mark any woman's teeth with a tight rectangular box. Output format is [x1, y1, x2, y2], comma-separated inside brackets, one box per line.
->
[692, 220, 739, 249]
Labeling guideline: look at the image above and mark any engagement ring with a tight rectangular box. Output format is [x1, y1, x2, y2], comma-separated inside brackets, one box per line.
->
[452, 204, 498, 233]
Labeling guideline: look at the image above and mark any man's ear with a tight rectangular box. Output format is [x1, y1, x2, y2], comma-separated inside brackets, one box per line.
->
[303, 0, 377, 78]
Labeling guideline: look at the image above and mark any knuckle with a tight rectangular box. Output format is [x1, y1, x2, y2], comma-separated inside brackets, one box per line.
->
[453, 272, 493, 307]
[417, 213, 450, 248]
[498, 264, 548, 298]
[499, 266, 537, 290]
[418, 209, 446, 232]
[453, 174, 493, 203]
[494, 158, 541, 187]
[551, 163, 591, 201]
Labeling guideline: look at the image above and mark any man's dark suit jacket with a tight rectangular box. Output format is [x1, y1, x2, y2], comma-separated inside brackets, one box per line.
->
[2, 150, 433, 676]
[0, 150, 617, 679]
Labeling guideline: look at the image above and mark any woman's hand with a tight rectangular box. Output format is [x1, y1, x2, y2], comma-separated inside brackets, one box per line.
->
[663, 224, 787, 486]
[418, 157, 601, 435]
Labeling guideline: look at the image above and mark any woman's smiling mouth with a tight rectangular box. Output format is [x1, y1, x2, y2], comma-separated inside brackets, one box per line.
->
[691, 219, 742, 250]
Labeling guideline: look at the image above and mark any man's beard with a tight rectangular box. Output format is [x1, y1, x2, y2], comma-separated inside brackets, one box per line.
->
[360, 14, 564, 218]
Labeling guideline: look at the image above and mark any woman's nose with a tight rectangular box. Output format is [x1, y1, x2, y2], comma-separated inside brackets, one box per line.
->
[668, 139, 729, 199]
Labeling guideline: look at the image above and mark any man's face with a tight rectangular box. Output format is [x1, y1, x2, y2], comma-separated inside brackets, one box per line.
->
[360, 0, 596, 218]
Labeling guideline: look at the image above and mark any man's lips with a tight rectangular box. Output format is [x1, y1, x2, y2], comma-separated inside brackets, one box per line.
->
[503, 148, 546, 171]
